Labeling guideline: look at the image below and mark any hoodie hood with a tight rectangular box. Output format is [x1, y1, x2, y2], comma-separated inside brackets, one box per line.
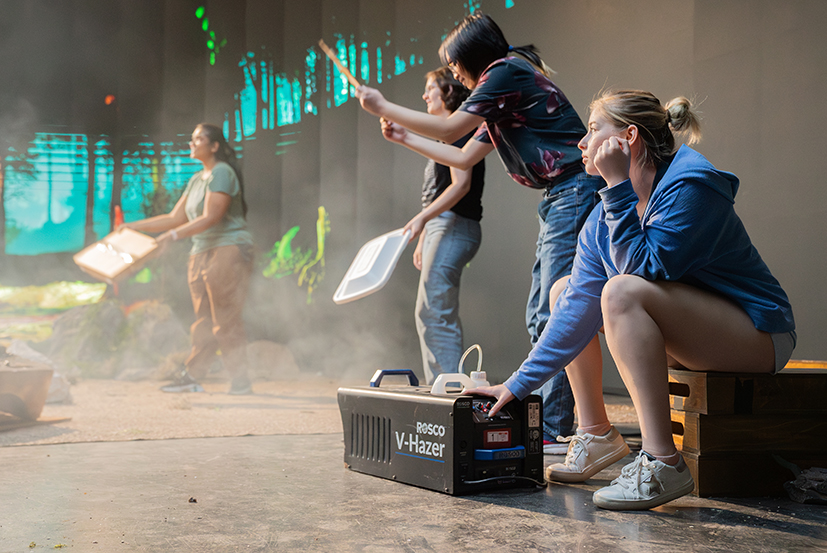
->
[656, 145, 740, 204]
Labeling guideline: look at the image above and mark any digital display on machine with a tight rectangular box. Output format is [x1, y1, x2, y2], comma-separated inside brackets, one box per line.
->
[483, 429, 511, 448]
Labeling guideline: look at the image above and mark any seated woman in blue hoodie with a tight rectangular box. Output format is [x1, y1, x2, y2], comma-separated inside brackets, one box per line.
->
[475, 89, 796, 511]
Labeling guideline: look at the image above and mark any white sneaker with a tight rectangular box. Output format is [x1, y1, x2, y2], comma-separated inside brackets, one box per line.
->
[543, 435, 574, 455]
[545, 426, 630, 483]
[592, 451, 695, 510]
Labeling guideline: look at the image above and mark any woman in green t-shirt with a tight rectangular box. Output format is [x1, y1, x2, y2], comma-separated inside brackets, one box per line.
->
[122, 123, 254, 395]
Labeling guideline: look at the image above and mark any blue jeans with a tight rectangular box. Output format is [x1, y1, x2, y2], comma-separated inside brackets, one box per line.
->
[415, 211, 482, 384]
[525, 172, 603, 438]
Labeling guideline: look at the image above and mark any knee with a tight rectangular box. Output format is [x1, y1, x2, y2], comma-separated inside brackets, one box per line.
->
[548, 275, 571, 311]
[415, 288, 443, 324]
[600, 275, 651, 322]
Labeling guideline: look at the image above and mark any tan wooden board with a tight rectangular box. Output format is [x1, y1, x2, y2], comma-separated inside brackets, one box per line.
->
[783, 359, 827, 370]
[73, 228, 158, 284]
[318, 39, 361, 88]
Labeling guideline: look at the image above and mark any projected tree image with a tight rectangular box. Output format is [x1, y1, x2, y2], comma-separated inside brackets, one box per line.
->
[1, 19, 432, 256]
[1, 0, 521, 298]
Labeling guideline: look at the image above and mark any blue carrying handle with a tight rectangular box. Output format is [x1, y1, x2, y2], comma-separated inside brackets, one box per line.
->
[369, 368, 420, 387]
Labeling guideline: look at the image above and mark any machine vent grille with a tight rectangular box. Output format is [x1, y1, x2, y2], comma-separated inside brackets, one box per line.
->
[350, 413, 392, 463]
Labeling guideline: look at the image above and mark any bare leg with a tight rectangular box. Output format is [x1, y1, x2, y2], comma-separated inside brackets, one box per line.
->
[601, 275, 774, 458]
[546, 278, 625, 484]
[548, 277, 607, 431]
[567, 335, 606, 431]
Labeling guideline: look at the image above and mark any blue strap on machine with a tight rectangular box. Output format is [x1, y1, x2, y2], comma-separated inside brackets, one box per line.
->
[369, 368, 420, 387]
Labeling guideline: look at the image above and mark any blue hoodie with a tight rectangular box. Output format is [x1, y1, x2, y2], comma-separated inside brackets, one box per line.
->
[504, 145, 795, 399]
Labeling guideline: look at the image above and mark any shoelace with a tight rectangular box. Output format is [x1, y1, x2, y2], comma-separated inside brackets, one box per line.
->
[614, 453, 656, 493]
[563, 434, 588, 466]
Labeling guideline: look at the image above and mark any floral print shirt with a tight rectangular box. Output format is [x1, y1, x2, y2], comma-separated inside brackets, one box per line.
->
[459, 57, 587, 189]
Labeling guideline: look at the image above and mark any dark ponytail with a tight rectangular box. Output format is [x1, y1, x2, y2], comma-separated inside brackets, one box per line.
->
[439, 13, 553, 82]
[197, 123, 248, 218]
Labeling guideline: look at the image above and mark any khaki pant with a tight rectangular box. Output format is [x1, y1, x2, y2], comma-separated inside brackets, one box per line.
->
[185, 245, 253, 380]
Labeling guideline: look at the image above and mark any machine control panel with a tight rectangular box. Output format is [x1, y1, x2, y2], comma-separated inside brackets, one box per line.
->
[471, 398, 513, 422]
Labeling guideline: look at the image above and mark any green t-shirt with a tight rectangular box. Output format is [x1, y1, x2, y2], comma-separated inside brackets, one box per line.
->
[182, 161, 253, 255]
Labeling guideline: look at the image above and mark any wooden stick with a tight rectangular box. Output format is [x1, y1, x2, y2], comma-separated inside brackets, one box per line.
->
[318, 39, 361, 88]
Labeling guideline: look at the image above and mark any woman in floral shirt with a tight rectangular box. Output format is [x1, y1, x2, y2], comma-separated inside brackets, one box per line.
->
[356, 13, 603, 452]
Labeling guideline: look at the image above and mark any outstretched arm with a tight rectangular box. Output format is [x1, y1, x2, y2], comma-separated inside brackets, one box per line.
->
[357, 85, 485, 143]
[121, 191, 232, 246]
[382, 118, 493, 170]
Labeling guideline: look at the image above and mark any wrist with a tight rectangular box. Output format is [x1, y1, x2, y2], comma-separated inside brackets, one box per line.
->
[602, 172, 629, 188]
[377, 98, 391, 117]
[170, 229, 179, 241]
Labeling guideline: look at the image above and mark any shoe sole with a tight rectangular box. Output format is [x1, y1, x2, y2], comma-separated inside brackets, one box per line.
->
[547, 441, 631, 483]
[592, 478, 695, 511]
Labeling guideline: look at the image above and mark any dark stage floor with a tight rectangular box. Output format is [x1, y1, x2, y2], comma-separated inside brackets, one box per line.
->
[1, 432, 826, 552]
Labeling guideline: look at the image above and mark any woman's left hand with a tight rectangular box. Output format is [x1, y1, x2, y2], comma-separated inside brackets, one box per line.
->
[594, 136, 631, 187]
[463, 384, 515, 417]
[380, 118, 407, 144]
[412, 241, 423, 271]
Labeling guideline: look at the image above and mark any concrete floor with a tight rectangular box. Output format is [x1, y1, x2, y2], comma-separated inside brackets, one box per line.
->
[1, 432, 826, 552]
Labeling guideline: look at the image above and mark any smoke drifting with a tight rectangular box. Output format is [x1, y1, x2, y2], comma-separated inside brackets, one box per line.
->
[0, 0, 476, 387]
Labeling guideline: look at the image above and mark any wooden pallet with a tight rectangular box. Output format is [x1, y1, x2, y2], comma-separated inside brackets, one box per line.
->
[671, 411, 827, 454]
[681, 450, 823, 497]
[668, 366, 827, 415]
[669, 362, 827, 497]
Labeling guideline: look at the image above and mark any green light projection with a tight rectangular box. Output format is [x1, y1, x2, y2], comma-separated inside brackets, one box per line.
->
[333, 36, 355, 107]
[132, 267, 153, 284]
[0, 281, 107, 316]
[304, 49, 319, 115]
[195, 6, 227, 65]
[226, 30, 427, 142]
[92, 139, 113, 239]
[4, 1, 521, 259]
[262, 206, 330, 303]
[360, 42, 370, 82]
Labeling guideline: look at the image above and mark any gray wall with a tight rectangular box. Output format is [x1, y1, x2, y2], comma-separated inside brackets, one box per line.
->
[3, 0, 825, 392]
[348, 0, 827, 389]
